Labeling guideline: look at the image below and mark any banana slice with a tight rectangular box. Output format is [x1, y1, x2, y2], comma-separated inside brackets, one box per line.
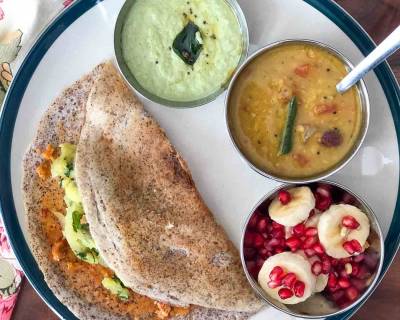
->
[297, 251, 328, 293]
[269, 187, 315, 227]
[258, 252, 316, 304]
[318, 204, 370, 259]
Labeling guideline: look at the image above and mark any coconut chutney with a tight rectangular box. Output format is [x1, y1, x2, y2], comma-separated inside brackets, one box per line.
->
[121, 0, 243, 102]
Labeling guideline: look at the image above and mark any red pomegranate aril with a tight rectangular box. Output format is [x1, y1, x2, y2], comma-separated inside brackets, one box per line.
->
[269, 266, 284, 281]
[293, 223, 306, 236]
[337, 297, 351, 309]
[328, 273, 337, 288]
[282, 272, 297, 289]
[278, 190, 291, 205]
[272, 221, 284, 230]
[253, 233, 265, 248]
[342, 215, 360, 229]
[265, 238, 280, 250]
[275, 247, 285, 254]
[257, 217, 269, 233]
[294, 280, 306, 297]
[339, 269, 350, 279]
[315, 193, 332, 211]
[340, 257, 352, 265]
[316, 184, 332, 198]
[256, 257, 266, 269]
[268, 280, 281, 289]
[364, 251, 379, 270]
[243, 232, 255, 248]
[303, 236, 318, 249]
[327, 283, 341, 293]
[278, 288, 294, 300]
[351, 262, 360, 277]
[345, 286, 359, 301]
[353, 253, 365, 263]
[342, 192, 356, 205]
[286, 236, 302, 252]
[355, 265, 371, 280]
[305, 248, 316, 257]
[243, 247, 257, 260]
[331, 258, 340, 267]
[271, 229, 285, 239]
[350, 278, 367, 291]
[304, 227, 318, 237]
[351, 240, 363, 252]
[330, 289, 345, 302]
[338, 277, 351, 289]
[343, 239, 363, 255]
[313, 243, 325, 255]
[258, 248, 271, 260]
[322, 257, 332, 274]
[311, 261, 322, 276]
[248, 213, 260, 229]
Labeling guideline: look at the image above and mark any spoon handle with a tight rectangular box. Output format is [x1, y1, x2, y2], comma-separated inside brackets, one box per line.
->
[336, 25, 400, 94]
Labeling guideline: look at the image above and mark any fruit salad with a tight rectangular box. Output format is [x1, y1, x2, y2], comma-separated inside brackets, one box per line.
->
[242, 183, 380, 309]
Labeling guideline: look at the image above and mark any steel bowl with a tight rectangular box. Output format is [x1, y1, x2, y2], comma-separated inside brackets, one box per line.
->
[114, 0, 249, 108]
[240, 181, 384, 319]
[225, 39, 370, 183]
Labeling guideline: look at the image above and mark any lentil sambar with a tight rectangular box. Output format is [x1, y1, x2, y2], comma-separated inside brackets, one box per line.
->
[228, 43, 363, 179]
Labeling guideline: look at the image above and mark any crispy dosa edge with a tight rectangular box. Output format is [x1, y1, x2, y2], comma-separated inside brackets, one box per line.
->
[75, 63, 263, 314]
[22, 61, 257, 320]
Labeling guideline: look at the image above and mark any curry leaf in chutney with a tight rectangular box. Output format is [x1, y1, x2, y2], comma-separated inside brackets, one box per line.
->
[173, 21, 203, 65]
[279, 96, 298, 155]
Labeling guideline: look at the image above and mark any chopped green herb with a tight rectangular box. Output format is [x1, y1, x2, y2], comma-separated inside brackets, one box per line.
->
[173, 21, 203, 65]
[72, 211, 83, 232]
[279, 97, 298, 155]
[64, 162, 74, 177]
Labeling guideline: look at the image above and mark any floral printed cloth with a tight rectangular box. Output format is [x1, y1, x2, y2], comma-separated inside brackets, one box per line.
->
[0, 1, 74, 319]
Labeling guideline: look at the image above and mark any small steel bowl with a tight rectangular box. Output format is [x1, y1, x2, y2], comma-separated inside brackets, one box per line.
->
[240, 181, 384, 319]
[225, 39, 370, 183]
[114, 0, 249, 108]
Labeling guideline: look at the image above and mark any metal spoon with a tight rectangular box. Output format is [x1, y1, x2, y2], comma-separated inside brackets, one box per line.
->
[337, 25, 400, 94]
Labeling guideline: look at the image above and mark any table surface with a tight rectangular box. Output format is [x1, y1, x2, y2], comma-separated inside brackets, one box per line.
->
[11, 0, 400, 319]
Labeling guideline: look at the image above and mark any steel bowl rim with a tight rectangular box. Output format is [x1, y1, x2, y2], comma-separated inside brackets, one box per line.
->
[239, 180, 385, 319]
[225, 39, 371, 183]
[113, 0, 250, 108]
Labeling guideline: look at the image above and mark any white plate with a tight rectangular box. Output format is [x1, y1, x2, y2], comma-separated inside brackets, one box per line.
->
[1, 0, 399, 319]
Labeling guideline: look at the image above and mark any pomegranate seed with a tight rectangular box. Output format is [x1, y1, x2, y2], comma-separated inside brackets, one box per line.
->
[322, 257, 332, 274]
[269, 266, 284, 281]
[257, 217, 269, 233]
[350, 278, 367, 291]
[248, 213, 260, 229]
[330, 289, 345, 302]
[342, 215, 360, 229]
[293, 223, 305, 236]
[355, 265, 371, 280]
[340, 257, 352, 265]
[315, 193, 332, 211]
[304, 227, 318, 237]
[327, 283, 341, 293]
[343, 239, 362, 255]
[243, 247, 257, 260]
[256, 257, 266, 269]
[253, 233, 264, 248]
[286, 236, 302, 252]
[364, 252, 379, 270]
[272, 221, 284, 230]
[351, 240, 363, 252]
[313, 243, 325, 255]
[311, 261, 322, 276]
[278, 288, 294, 300]
[331, 258, 340, 267]
[303, 236, 318, 249]
[342, 192, 356, 205]
[337, 297, 351, 308]
[282, 273, 297, 289]
[328, 273, 337, 288]
[258, 248, 271, 259]
[351, 262, 360, 276]
[338, 277, 351, 288]
[278, 190, 291, 205]
[353, 253, 365, 263]
[243, 232, 255, 247]
[345, 286, 359, 301]
[268, 280, 281, 288]
[265, 238, 280, 249]
[304, 248, 316, 257]
[294, 280, 305, 297]
[339, 269, 350, 279]
[271, 229, 285, 239]
[275, 247, 285, 254]
[316, 184, 332, 198]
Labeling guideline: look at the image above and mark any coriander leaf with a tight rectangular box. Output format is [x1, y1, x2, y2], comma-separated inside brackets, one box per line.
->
[72, 210, 83, 232]
[173, 21, 203, 65]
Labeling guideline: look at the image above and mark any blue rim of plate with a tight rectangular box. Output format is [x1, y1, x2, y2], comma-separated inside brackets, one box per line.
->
[0, 0, 399, 319]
